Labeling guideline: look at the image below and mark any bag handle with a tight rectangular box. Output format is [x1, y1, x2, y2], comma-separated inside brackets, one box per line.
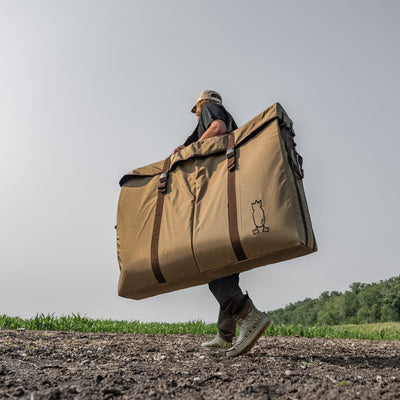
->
[226, 133, 247, 261]
[151, 156, 171, 284]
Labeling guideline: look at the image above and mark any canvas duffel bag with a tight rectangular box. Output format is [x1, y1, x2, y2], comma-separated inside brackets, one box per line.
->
[116, 103, 317, 300]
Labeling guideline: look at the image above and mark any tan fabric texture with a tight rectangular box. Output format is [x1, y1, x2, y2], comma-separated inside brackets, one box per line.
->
[116, 103, 317, 300]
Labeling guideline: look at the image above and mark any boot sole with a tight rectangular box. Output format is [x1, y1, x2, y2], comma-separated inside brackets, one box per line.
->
[225, 314, 270, 357]
[201, 345, 231, 352]
[200, 339, 232, 351]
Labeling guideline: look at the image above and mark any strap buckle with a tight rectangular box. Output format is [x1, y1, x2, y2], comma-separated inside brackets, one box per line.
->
[226, 147, 235, 158]
[159, 172, 168, 183]
[158, 172, 169, 193]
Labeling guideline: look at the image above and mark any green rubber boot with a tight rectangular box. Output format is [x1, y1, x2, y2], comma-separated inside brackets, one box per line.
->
[201, 334, 232, 351]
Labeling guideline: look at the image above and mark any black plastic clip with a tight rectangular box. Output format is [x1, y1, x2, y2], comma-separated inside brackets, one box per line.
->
[226, 147, 235, 158]
[159, 172, 168, 183]
[158, 172, 169, 193]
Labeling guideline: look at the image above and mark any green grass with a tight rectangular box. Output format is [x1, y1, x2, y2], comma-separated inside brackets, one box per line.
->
[267, 322, 400, 340]
[1, 314, 399, 341]
[0, 314, 218, 335]
[333, 322, 400, 339]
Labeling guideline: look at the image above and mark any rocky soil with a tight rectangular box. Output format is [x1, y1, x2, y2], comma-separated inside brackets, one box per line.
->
[0, 330, 399, 399]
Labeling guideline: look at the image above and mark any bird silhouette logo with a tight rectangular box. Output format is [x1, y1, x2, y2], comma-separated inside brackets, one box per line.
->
[251, 200, 269, 235]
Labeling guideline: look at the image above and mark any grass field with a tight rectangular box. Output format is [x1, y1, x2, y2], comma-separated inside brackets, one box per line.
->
[1, 314, 399, 341]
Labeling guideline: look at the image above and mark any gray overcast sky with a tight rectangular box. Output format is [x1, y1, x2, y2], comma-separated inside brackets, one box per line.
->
[1, 0, 399, 323]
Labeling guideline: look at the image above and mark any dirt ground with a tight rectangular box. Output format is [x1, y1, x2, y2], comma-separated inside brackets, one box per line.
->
[0, 330, 399, 399]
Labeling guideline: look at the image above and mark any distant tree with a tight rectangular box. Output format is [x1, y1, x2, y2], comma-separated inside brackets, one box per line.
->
[319, 291, 330, 303]
[317, 296, 345, 325]
[266, 275, 400, 326]
[343, 290, 359, 323]
[381, 277, 400, 322]
[357, 283, 383, 323]
[350, 282, 364, 295]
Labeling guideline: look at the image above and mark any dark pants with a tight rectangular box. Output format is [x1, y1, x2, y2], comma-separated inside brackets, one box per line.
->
[208, 273, 248, 342]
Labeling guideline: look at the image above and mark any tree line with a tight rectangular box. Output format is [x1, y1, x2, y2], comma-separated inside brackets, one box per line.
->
[267, 275, 400, 325]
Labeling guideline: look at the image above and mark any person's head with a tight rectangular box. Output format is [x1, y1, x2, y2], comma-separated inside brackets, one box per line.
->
[191, 90, 223, 118]
[194, 99, 211, 118]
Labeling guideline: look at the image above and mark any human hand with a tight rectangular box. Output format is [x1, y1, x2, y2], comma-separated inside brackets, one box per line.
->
[170, 145, 185, 155]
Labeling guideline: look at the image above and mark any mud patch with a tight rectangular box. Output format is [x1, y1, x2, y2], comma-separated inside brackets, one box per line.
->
[1, 330, 399, 399]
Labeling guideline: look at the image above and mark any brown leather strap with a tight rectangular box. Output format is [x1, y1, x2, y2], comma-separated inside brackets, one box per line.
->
[151, 157, 171, 284]
[226, 133, 247, 261]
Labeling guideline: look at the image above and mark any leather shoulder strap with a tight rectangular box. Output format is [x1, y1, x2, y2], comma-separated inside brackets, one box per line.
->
[226, 133, 247, 261]
[150, 157, 171, 284]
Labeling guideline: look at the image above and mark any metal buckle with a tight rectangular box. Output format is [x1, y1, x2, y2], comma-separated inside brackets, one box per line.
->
[226, 147, 235, 158]
[159, 172, 168, 182]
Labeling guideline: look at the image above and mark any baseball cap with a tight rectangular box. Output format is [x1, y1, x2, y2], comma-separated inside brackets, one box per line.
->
[191, 90, 223, 113]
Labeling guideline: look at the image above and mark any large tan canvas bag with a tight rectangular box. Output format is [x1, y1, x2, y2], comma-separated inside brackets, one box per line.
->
[117, 103, 317, 300]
